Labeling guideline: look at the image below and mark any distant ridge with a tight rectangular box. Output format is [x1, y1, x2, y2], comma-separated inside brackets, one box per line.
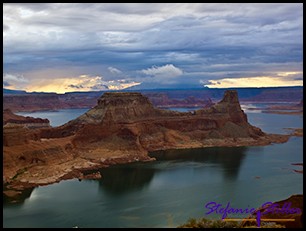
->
[3, 86, 303, 95]
[3, 86, 303, 112]
[3, 88, 27, 95]
[3, 90, 291, 190]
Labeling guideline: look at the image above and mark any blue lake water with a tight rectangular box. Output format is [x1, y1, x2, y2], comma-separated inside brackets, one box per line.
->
[16, 108, 90, 127]
[4, 107, 303, 228]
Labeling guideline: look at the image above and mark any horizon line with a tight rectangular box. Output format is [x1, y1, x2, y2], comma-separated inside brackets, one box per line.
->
[3, 85, 303, 95]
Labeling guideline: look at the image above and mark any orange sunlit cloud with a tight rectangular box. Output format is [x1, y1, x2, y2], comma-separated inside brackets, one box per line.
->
[23, 75, 141, 93]
[204, 74, 303, 88]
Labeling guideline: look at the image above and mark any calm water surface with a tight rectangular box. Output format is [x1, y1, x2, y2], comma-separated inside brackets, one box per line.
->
[4, 107, 303, 228]
[16, 108, 89, 127]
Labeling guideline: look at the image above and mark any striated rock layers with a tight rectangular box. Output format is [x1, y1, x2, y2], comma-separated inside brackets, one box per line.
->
[3, 90, 289, 191]
[144, 92, 214, 108]
[3, 109, 50, 147]
[3, 94, 61, 112]
[40, 90, 286, 150]
[3, 109, 50, 126]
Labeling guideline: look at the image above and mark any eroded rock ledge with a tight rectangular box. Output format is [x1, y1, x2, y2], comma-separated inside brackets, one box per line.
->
[3, 90, 289, 192]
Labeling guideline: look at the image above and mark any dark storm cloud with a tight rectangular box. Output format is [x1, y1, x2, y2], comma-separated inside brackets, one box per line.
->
[3, 3, 303, 91]
[68, 84, 84, 89]
[3, 81, 11, 87]
[294, 77, 303, 81]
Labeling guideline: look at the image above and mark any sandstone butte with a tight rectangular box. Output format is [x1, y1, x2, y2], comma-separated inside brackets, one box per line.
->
[3, 90, 290, 193]
[3, 108, 50, 127]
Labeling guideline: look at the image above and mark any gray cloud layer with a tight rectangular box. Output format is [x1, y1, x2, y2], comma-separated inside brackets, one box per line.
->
[3, 3, 303, 91]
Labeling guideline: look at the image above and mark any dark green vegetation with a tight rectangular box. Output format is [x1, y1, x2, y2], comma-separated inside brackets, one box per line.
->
[178, 217, 284, 228]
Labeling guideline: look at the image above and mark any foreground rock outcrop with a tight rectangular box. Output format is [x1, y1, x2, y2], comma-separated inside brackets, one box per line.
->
[179, 194, 303, 228]
[3, 90, 289, 192]
[3, 109, 50, 127]
[3, 109, 50, 146]
[241, 194, 303, 228]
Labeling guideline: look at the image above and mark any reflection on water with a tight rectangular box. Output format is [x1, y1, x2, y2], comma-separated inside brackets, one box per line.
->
[3, 137, 303, 228]
[3, 146, 246, 204]
[150, 147, 247, 181]
[98, 165, 155, 195]
[3, 108, 303, 228]
[98, 146, 247, 195]
[16, 108, 89, 127]
[3, 187, 34, 206]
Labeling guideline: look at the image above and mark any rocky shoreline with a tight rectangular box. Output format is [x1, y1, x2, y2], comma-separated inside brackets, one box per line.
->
[284, 128, 303, 137]
[4, 154, 155, 196]
[3, 90, 293, 198]
[3, 133, 289, 198]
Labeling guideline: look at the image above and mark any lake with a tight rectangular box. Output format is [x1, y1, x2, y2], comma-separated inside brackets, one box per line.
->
[16, 108, 90, 127]
[4, 107, 303, 228]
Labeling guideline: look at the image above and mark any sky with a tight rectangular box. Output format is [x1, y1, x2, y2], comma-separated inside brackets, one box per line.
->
[3, 3, 303, 93]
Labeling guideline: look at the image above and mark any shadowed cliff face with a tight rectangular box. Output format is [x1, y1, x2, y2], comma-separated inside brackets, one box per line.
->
[77, 92, 160, 124]
[3, 109, 50, 126]
[3, 110, 50, 147]
[40, 90, 265, 150]
[3, 90, 290, 190]
[195, 90, 247, 124]
[54, 90, 246, 126]
[4, 90, 272, 149]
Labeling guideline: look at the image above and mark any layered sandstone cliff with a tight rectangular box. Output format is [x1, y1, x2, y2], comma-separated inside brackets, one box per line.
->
[144, 92, 214, 108]
[3, 109, 50, 147]
[3, 90, 289, 191]
[3, 109, 50, 127]
[40, 90, 269, 149]
[3, 94, 61, 112]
